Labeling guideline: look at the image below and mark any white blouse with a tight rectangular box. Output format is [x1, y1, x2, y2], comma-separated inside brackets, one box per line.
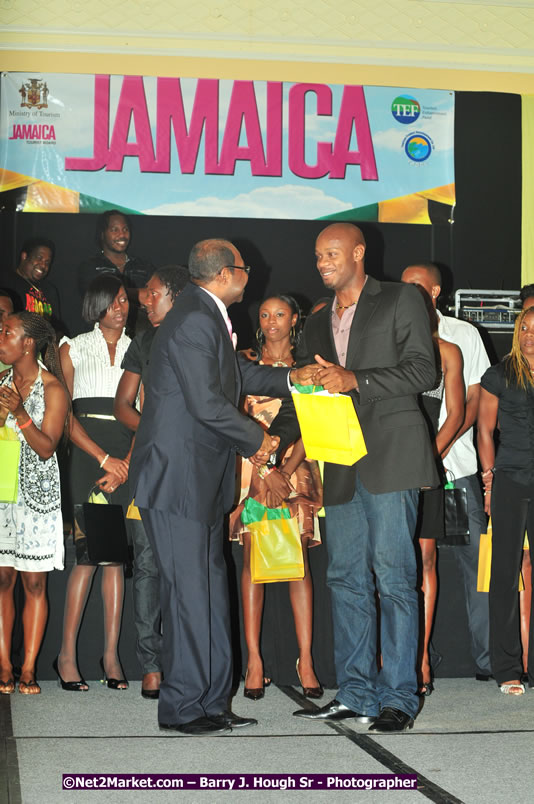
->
[60, 324, 131, 400]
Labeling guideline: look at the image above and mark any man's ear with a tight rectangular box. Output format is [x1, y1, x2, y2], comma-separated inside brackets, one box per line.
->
[353, 244, 365, 262]
[218, 266, 230, 285]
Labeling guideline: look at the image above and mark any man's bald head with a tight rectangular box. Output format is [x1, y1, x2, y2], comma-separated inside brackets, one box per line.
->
[315, 223, 367, 293]
[317, 223, 366, 251]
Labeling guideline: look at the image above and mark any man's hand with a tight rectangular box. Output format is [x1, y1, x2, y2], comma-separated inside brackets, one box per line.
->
[102, 456, 129, 483]
[96, 470, 126, 494]
[290, 363, 321, 386]
[312, 354, 358, 394]
[249, 433, 280, 466]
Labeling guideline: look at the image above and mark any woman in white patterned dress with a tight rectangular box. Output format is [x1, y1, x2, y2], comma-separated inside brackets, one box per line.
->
[0, 312, 69, 695]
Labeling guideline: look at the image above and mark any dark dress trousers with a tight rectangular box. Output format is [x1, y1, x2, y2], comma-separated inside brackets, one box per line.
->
[129, 282, 291, 725]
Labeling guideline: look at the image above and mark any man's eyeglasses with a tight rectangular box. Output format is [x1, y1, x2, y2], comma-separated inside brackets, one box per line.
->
[225, 264, 251, 275]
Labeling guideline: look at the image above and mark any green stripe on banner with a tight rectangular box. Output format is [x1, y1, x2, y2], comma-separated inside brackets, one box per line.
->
[318, 202, 378, 221]
[78, 194, 143, 215]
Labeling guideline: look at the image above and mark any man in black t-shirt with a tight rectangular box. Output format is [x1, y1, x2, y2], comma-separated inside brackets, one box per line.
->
[2, 237, 61, 330]
[74, 210, 153, 335]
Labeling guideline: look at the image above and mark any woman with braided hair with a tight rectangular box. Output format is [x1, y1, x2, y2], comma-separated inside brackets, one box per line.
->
[0, 312, 69, 695]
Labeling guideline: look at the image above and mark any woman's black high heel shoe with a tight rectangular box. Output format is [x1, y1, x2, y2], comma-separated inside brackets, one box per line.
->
[99, 657, 128, 690]
[52, 656, 89, 692]
[243, 669, 271, 701]
[296, 658, 324, 699]
[418, 680, 434, 696]
[418, 666, 435, 697]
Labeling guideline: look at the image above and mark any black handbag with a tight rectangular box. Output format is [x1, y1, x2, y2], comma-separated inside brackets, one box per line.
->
[74, 488, 130, 565]
[440, 483, 470, 546]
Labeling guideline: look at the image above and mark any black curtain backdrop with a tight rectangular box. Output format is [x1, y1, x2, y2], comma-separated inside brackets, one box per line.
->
[0, 91, 522, 681]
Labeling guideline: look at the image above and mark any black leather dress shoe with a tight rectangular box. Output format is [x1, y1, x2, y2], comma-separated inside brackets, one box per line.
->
[368, 707, 414, 732]
[159, 716, 230, 736]
[475, 672, 494, 681]
[293, 698, 375, 723]
[141, 688, 160, 700]
[210, 710, 258, 729]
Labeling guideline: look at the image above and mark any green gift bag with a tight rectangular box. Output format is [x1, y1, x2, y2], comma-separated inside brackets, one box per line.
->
[0, 425, 21, 503]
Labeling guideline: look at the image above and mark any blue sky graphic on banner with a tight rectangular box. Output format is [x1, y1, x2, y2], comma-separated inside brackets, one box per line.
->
[0, 73, 455, 220]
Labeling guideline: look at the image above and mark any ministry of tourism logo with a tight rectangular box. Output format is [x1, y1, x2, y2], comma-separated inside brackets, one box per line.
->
[19, 78, 49, 110]
[403, 132, 433, 163]
[391, 95, 420, 124]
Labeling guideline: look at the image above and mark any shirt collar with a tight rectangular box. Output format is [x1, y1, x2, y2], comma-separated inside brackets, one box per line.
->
[198, 286, 230, 324]
[94, 322, 128, 346]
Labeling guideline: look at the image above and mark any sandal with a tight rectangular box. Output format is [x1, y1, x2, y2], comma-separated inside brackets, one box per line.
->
[18, 679, 41, 695]
[0, 679, 15, 695]
[418, 680, 435, 697]
[499, 683, 525, 695]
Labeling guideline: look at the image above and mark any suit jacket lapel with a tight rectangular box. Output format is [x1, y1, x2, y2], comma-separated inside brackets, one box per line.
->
[345, 275, 381, 368]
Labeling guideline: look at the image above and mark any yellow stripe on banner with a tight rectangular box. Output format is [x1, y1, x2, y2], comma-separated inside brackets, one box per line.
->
[0, 168, 35, 192]
[24, 181, 79, 213]
[420, 184, 456, 207]
[0, 168, 80, 212]
[378, 184, 456, 225]
[522, 96, 534, 287]
[379, 194, 430, 224]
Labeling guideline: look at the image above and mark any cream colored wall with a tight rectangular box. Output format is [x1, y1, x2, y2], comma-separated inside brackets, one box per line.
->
[2, 0, 534, 91]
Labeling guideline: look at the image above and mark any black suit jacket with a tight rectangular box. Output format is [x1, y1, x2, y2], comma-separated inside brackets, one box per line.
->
[129, 282, 291, 525]
[271, 276, 439, 504]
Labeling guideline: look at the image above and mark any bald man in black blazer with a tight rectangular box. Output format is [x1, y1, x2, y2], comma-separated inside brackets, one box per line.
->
[130, 238, 316, 735]
[271, 224, 438, 732]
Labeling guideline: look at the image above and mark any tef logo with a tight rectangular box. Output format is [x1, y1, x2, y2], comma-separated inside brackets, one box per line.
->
[392, 95, 420, 124]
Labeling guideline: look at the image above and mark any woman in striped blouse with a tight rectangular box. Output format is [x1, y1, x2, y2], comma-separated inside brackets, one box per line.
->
[55, 276, 132, 691]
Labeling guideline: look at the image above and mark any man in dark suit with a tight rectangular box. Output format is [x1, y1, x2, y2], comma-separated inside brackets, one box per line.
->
[270, 223, 439, 732]
[129, 238, 316, 736]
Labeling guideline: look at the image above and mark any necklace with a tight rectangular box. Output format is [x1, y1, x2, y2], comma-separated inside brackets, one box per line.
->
[98, 326, 120, 347]
[17, 272, 40, 294]
[102, 250, 128, 269]
[14, 368, 39, 401]
[262, 346, 293, 366]
[336, 301, 356, 310]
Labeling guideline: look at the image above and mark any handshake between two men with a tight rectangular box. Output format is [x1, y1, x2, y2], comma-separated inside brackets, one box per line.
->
[250, 353, 358, 467]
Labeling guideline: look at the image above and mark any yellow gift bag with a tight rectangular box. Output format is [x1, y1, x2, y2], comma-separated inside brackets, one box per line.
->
[477, 518, 524, 593]
[292, 384, 367, 466]
[0, 425, 21, 503]
[126, 498, 141, 520]
[242, 498, 304, 584]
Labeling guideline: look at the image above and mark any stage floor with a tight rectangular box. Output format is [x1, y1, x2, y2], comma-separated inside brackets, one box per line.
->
[2, 677, 533, 803]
